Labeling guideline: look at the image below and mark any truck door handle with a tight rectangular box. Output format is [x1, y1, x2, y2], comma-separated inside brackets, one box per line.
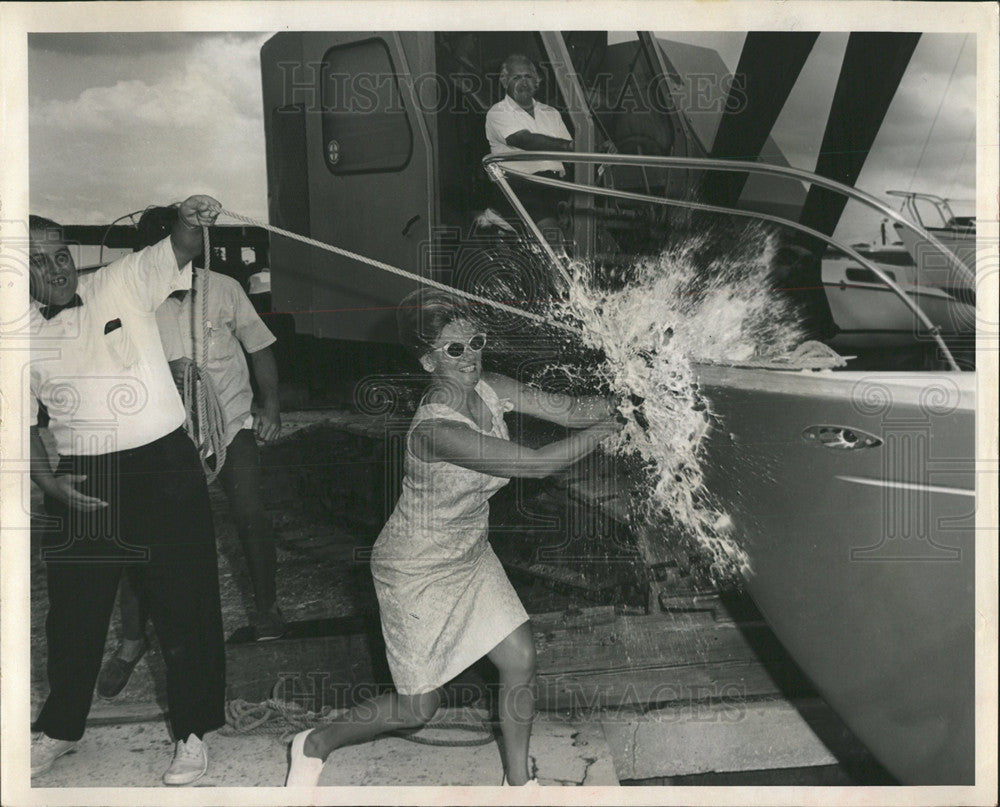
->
[401, 215, 420, 236]
[802, 425, 882, 450]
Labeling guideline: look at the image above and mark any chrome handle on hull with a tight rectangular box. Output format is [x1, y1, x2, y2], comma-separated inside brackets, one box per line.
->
[802, 425, 883, 450]
[326, 139, 341, 166]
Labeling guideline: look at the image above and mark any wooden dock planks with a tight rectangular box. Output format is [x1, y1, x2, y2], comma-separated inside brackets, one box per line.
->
[532, 602, 815, 711]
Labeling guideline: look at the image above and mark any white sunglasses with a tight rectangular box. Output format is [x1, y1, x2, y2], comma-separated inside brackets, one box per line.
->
[435, 333, 487, 358]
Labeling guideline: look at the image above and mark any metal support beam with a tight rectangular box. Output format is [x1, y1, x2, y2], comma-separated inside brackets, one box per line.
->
[799, 32, 922, 239]
[703, 32, 820, 207]
[539, 30, 596, 259]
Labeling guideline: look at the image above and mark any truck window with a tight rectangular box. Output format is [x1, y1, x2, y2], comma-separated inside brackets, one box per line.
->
[321, 38, 413, 174]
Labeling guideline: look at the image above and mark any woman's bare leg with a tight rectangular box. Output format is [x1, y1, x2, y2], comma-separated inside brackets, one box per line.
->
[487, 622, 536, 785]
[302, 688, 441, 761]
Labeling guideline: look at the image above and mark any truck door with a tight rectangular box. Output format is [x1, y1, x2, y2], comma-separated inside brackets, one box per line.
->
[263, 32, 436, 342]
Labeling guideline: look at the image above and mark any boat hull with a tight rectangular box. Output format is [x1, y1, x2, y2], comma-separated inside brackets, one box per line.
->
[896, 225, 977, 282]
[695, 366, 976, 784]
[822, 257, 975, 348]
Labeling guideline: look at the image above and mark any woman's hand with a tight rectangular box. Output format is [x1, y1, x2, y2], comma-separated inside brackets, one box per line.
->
[585, 418, 625, 440]
[624, 393, 650, 431]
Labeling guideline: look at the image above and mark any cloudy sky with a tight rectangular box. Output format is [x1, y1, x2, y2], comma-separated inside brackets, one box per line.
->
[28, 30, 976, 243]
[660, 31, 976, 240]
[29, 32, 273, 225]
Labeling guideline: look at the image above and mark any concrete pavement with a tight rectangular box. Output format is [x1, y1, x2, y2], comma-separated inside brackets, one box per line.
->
[28, 707, 618, 789]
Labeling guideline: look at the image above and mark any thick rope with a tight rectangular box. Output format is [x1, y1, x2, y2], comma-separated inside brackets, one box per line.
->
[181, 361, 227, 482]
[180, 225, 228, 481]
[218, 208, 573, 333]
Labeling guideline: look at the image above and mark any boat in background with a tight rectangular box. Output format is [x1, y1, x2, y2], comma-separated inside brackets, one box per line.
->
[821, 240, 975, 354]
[889, 190, 977, 283]
[820, 190, 976, 364]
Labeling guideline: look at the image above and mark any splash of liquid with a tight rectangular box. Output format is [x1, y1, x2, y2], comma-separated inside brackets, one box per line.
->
[549, 224, 808, 583]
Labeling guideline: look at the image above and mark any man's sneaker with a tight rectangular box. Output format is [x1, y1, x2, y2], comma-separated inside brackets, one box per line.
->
[96, 640, 147, 698]
[253, 605, 287, 642]
[31, 733, 77, 777]
[162, 733, 207, 786]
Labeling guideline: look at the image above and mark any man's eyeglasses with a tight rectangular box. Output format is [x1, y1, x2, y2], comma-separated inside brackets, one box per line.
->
[436, 333, 487, 358]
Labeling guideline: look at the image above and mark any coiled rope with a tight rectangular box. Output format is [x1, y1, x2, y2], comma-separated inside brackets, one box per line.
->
[180, 225, 228, 481]
[219, 687, 495, 747]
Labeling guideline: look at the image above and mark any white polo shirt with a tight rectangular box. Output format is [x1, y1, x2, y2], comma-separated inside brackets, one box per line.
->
[485, 95, 572, 176]
[156, 271, 276, 448]
[30, 237, 192, 456]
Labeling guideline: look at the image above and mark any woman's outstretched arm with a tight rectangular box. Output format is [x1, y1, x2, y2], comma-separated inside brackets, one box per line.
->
[482, 372, 616, 428]
[411, 418, 621, 479]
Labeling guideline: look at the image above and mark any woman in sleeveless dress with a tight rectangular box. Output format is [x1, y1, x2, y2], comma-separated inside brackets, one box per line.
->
[287, 289, 622, 787]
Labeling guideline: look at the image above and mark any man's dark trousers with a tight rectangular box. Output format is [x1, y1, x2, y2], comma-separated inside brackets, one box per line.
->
[33, 427, 225, 742]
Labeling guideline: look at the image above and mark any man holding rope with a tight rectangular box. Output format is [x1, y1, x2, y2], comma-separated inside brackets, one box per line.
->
[29, 195, 226, 786]
[95, 207, 284, 707]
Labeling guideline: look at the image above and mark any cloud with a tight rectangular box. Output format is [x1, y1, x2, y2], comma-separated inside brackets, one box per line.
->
[852, 34, 976, 204]
[753, 32, 977, 242]
[28, 29, 977, 236]
[32, 34, 267, 132]
[29, 32, 265, 57]
[30, 33, 271, 223]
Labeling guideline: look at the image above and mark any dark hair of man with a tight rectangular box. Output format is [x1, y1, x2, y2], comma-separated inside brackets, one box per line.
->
[135, 205, 179, 250]
[29, 215, 64, 241]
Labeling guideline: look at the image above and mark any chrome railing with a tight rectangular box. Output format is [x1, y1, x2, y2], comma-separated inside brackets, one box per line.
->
[484, 152, 970, 371]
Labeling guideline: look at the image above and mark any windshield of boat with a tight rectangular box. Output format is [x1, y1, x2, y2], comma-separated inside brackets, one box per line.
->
[907, 195, 976, 230]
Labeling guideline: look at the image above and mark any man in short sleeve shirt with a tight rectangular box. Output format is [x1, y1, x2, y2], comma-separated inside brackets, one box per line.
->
[485, 53, 575, 239]
[28, 196, 226, 787]
[158, 267, 284, 628]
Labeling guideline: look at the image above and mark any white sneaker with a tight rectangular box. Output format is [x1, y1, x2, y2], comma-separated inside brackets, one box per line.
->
[286, 729, 325, 787]
[162, 733, 207, 786]
[31, 733, 77, 777]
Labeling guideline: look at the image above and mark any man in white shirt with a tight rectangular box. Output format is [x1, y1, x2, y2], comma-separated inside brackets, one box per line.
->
[28, 196, 226, 786]
[485, 53, 575, 241]
[96, 207, 285, 705]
